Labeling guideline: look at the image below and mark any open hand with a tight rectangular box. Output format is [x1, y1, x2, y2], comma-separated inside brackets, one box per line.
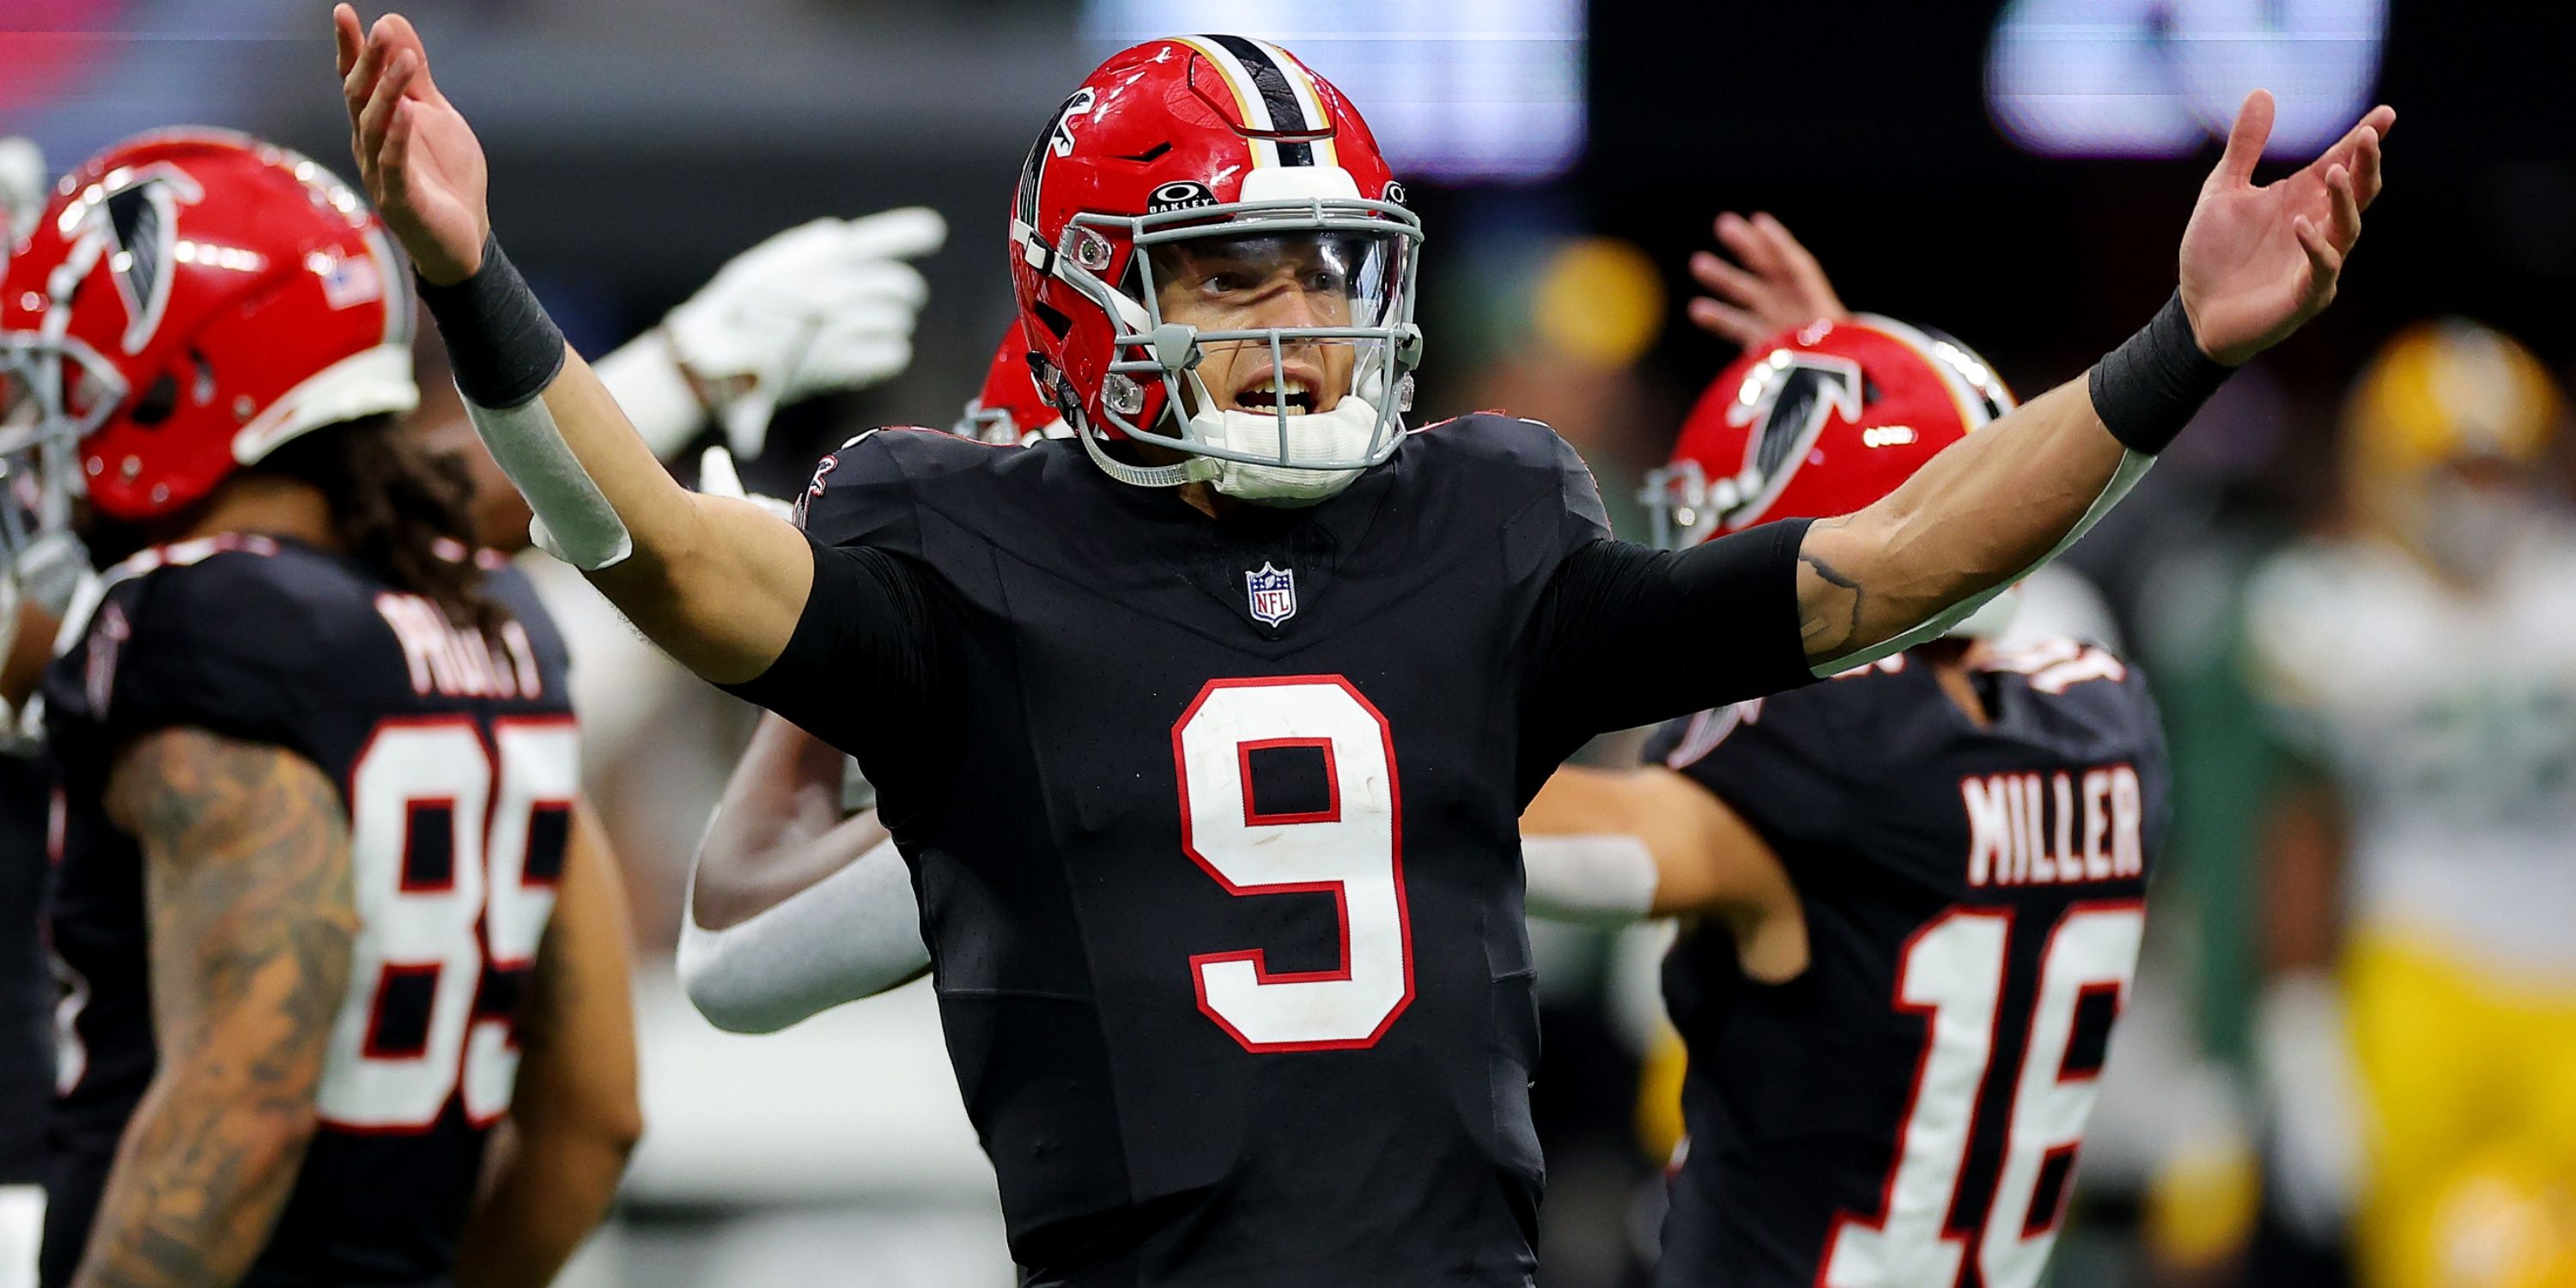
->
[334, 4, 488, 283]
[1684, 211, 1850, 348]
[665, 208, 949, 457]
[2180, 92, 2393, 366]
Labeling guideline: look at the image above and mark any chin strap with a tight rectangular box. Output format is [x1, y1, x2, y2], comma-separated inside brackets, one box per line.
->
[1074, 415, 1197, 489]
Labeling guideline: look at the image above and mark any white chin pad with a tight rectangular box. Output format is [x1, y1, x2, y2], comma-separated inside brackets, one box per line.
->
[463, 392, 634, 571]
[1190, 395, 1378, 506]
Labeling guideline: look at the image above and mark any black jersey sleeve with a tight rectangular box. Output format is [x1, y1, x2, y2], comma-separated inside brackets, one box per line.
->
[720, 432, 962, 823]
[1526, 519, 1815, 744]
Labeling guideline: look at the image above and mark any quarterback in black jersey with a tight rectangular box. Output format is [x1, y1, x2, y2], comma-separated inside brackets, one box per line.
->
[0, 131, 640, 1288]
[342, 6, 2385, 1282]
[1523, 301, 2172, 1288]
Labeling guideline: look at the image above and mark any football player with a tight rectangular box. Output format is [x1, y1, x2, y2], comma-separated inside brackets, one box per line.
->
[0, 134, 53, 1288]
[678, 330, 1058, 1034]
[2245, 321, 2576, 1288]
[1519, 310, 2169, 1288]
[955, 329, 1073, 445]
[339, 9, 2385, 1283]
[0, 131, 640, 1288]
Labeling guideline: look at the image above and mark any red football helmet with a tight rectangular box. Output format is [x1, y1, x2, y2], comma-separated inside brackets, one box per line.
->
[1643, 316, 2016, 549]
[0, 128, 416, 560]
[953, 328, 1066, 444]
[1010, 36, 1422, 500]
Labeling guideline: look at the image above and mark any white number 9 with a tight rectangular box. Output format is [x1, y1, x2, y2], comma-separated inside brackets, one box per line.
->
[1172, 677, 1413, 1052]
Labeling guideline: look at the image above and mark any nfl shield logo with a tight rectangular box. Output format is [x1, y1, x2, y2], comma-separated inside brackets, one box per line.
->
[1245, 562, 1297, 627]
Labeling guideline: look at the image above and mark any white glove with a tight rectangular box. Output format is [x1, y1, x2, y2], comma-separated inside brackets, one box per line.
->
[0, 137, 41, 243]
[2255, 969, 2367, 1240]
[696, 446, 796, 522]
[665, 207, 946, 459]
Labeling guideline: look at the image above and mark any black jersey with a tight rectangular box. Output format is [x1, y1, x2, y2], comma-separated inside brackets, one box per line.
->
[0, 750, 51, 1188]
[1642, 640, 2169, 1288]
[40, 536, 577, 1288]
[731, 417, 1814, 1287]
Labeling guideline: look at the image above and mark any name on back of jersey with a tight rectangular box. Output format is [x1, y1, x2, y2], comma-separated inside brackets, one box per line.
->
[375, 592, 547, 701]
[1961, 762, 2146, 889]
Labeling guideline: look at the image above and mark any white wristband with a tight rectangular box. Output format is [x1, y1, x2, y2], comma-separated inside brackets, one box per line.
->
[463, 392, 635, 572]
[676, 835, 932, 1034]
[1522, 833, 1660, 927]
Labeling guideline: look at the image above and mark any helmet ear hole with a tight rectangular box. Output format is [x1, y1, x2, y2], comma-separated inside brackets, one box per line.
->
[131, 372, 179, 428]
[1033, 299, 1073, 340]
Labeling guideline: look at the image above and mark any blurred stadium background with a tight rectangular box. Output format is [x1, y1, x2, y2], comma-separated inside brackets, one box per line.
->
[10, 0, 2575, 1284]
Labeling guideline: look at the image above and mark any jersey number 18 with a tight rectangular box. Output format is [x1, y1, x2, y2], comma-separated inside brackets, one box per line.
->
[1824, 902, 2145, 1288]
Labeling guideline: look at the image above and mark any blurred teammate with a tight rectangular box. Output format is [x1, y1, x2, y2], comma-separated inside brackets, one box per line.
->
[2245, 321, 2576, 1288]
[953, 329, 1071, 445]
[339, 6, 2383, 1280]
[1522, 301, 2170, 1287]
[0, 131, 639, 1288]
[0, 134, 52, 1288]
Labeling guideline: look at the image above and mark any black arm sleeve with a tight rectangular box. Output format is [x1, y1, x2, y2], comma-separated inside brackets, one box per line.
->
[1527, 519, 1815, 746]
[720, 535, 957, 823]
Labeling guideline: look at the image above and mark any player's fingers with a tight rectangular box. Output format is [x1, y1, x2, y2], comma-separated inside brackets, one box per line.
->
[2295, 216, 2342, 298]
[342, 20, 389, 122]
[378, 98, 420, 208]
[804, 262, 932, 313]
[2325, 163, 2362, 247]
[358, 49, 418, 163]
[333, 4, 365, 79]
[2212, 88, 2275, 188]
[1714, 212, 1786, 277]
[1686, 296, 1769, 347]
[2349, 126, 2385, 210]
[836, 206, 949, 262]
[377, 13, 447, 106]
[1752, 214, 1818, 280]
[795, 336, 914, 388]
[1688, 250, 1771, 307]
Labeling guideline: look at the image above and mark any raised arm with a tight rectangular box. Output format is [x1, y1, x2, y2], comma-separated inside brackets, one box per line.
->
[334, 6, 812, 683]
[1794, 93, 2391, 672]
[677, 714, 928, 1034]
[453, 803, 641, 1288]
[71, 730, 355, 1288]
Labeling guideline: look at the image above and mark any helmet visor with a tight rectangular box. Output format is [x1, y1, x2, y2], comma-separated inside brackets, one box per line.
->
[1132, 227, 1410, 437]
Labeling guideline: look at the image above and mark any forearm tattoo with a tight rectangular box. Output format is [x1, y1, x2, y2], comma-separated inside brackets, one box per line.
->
[1795, 516, 1868, 659]
[76, 730, 355, 1288]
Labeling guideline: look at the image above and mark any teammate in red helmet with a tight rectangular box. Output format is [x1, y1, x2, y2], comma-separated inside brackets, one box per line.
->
[957, 328, 1071, 444]
[1, 130, 641, 1288]
[1522, 225, 2168, 1287]
[0, 128, 52, 1288]
[337, 5, 2387, 1280]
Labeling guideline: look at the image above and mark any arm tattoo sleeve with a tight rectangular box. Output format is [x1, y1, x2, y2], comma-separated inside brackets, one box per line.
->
[74, 729, 355, 1288]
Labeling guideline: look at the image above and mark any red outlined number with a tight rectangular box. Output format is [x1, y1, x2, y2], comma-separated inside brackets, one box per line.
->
[316, 716, 577, 1132]
[1172, 677, 1413, 1053]
[1820, 902, 2144, 1288]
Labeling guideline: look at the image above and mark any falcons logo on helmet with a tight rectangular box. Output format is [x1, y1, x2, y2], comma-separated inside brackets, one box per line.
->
[58, 162, 204, 356]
